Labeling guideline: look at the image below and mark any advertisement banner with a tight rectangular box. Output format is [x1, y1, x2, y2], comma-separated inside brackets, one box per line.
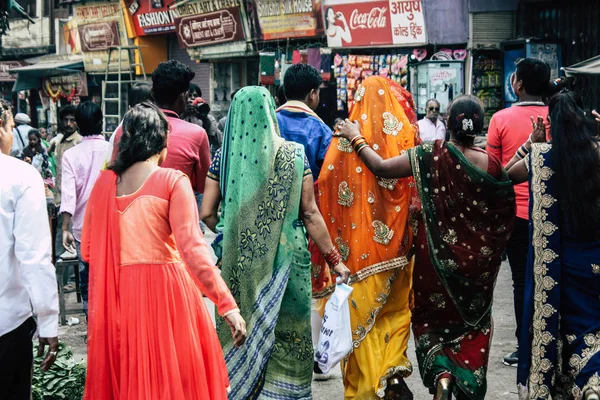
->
[78, 21, 120, 52]
[175, 6, 245, 48]
[255, 0, 323, 40]
[127, 0, 179, 36]
[322, 0, 426, 48]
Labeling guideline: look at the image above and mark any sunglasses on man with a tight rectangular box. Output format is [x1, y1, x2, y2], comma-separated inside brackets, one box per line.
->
[428, 107, 440, 112]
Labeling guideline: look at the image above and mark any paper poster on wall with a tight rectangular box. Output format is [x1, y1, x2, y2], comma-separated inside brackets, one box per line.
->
[255, 0, 323, 40]
[322, 0, 427, 48]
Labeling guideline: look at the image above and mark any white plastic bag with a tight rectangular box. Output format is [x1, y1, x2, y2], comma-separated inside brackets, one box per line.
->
[315, 283, 354, 374]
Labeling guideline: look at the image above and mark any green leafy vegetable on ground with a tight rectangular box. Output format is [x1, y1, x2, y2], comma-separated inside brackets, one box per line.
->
[32, 342, 86, 400]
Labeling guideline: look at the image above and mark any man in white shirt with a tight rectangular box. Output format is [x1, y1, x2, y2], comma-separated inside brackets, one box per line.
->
[10, 112, 33, 157]
[417, 99, 447, 142]
[0, 99, 59, 399]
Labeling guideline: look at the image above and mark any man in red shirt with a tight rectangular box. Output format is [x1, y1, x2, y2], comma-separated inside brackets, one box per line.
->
[111, 60, 210, 194]
[486, 58, 550, 367]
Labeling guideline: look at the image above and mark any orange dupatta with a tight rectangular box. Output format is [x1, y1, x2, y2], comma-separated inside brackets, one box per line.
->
[315, 76, 417, 296]
[81, 171, 122, 400]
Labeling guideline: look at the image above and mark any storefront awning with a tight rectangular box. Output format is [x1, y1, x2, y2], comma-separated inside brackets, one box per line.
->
[563, 55, 600, 77]
[9, 59, 84, 91]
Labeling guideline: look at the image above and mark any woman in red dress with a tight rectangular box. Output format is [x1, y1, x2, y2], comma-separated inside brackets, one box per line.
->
[81, 102, 246, 400]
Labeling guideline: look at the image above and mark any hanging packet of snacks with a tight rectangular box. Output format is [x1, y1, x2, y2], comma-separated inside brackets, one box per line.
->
[334, 53, 410, 112]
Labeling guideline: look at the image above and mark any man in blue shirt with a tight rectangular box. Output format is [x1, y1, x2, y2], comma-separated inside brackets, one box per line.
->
[276, 64, 332, 180]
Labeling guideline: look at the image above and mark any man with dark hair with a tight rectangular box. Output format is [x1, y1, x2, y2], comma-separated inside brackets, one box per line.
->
[277, 64, 332, 179]
[112, 60, 210, 195]
[60, 101, 111, 316]
[0, 99, 59, 399]
[52, 104, 82, 264]
[418, 99, 446, 141]
[486, 57, 550, 367]
[277, 63, 333, 381]
[109, 81, 154, 160]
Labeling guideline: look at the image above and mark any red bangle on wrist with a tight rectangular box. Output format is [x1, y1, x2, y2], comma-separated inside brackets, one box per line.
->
[324, 246, 342, 267]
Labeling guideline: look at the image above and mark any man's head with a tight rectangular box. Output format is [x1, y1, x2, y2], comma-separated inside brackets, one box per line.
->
[14, 113, 30, 127]
[0, 99, 14, 155]
[425, 99, 440, 122]
[512, 58, 551, 100]
[152, 60, 195, 115]
[283, 64, 322, 111]
[58, 105, 78, 137]
[75, 101, 103, 137]
[187, 83, 202, 105]
[28, 129, 41, 148]
[129, 81, 153, 108]
[39, 127, 47, 139]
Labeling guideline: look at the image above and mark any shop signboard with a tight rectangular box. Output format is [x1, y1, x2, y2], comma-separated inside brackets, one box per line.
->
[0, 61, 26, 82]
[175, 7, 245, 48]
[127, 0, 179, 36]
[322, 0, 427, 48]
[255, 0, 323, 40]
[78, 21, 120, 52]
[72, 3, 129, 73]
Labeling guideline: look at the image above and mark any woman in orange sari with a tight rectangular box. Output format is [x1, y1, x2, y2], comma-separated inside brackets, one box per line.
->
[315, 76, 418, 399]
[81, 103, 246, 400]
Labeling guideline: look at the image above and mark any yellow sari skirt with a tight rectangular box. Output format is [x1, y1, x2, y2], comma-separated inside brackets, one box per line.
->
[341, 261, 413, 399]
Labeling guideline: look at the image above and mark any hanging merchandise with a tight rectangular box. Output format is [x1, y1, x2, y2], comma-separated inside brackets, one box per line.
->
[472, 52, 503, 132]
[260, 53, 276, 85]
[333, 53, 410, 112]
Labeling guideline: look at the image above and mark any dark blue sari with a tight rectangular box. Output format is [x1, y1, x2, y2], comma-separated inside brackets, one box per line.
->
[518, 143, 600, 399]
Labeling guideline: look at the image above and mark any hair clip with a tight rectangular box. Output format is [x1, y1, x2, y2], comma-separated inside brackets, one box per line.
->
[456, 113, 465, 121]
[462, 119, 474, 132]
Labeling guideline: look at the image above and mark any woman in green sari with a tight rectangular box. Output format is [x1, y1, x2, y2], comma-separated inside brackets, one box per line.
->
[200, 86, 350, 400]
[338, 95, 516, 399]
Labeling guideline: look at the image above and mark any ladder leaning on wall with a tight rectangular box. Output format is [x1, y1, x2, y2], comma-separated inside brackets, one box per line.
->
[101, 45, 147, 135]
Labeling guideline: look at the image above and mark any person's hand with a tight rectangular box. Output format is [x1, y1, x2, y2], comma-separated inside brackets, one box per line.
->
[592, 110, 600, 124]
[333, 262, 351, 284]
[24, 156, 32, 164]
[38, 337, 59, 371]
[530, 116, 547, 143]
[62, 230, 76, 254]
[338, 119, 361, 141]
[224, 311, 247, 347]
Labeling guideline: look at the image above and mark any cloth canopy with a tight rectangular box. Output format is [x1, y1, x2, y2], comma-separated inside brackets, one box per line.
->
[563, 55, 600, 77]
[8, 58, 84, 91]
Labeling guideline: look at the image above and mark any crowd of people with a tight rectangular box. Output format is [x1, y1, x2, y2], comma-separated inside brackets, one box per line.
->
[1, 55, 599, 400]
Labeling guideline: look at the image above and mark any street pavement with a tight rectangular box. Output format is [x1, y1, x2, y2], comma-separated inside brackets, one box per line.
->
[312, 261, 520, 399]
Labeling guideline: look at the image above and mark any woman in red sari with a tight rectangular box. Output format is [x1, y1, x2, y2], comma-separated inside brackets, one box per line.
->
[81, 102, 246, 400]
[338, 95, 515, 400]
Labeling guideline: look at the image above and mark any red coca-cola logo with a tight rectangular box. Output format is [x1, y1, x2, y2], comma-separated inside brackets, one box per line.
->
[349, 7, 387, 29]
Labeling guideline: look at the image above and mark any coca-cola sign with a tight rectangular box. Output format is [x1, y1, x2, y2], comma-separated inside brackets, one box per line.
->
[323, 0, 426, 48]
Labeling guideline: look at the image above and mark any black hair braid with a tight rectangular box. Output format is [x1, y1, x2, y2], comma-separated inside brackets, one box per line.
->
[447, 95, 484, 146]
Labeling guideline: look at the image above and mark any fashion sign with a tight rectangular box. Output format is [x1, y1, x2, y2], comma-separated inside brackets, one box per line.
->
[126, 0, 179, 36]
[323, 0, 427, 48]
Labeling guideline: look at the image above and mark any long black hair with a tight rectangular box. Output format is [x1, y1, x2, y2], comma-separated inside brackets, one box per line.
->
[109, 102, 169, 176]
[27, 129, 45, 153]
[446, 95, 484, 146]
[549, 91, 600, 238]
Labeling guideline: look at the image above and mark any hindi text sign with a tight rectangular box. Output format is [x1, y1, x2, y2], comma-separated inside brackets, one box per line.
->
[78, 21, 120, 52]
[176, 7, 244, 48]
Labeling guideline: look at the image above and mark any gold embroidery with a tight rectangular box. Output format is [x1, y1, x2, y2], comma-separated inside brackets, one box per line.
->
[373, 220, 394, 245]
[442, 229, 458, 245]
[338, 181, 354, 207]
[354, 85, 366, 102]
[569, 333, 600, 378]
[593, 264, 600, 275]
[429, 293, 446, 309]
[375, 364, 413, 399]
[335, 234, 350, 262]
[377, 177, 399, 190]
[480, 246, 493, 257]
[382, 112, 403, 136]
[526, 143, 558, 400]
[368, 191, 375, 204]
[337, 137, 353, 153]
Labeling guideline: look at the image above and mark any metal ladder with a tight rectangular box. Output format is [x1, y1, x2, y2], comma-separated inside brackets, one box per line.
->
[101, 46, 147, 134]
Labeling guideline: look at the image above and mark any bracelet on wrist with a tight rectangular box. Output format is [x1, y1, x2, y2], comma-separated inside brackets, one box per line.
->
[356, 143, 370, 155]
[350, 135, 365, 146]
[324, 246, 342, 267]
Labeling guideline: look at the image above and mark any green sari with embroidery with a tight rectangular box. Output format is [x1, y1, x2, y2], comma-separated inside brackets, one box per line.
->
[212, 86, 313, 399]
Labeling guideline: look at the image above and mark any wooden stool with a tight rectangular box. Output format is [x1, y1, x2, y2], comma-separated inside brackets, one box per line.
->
[55, 258, 81, 326]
